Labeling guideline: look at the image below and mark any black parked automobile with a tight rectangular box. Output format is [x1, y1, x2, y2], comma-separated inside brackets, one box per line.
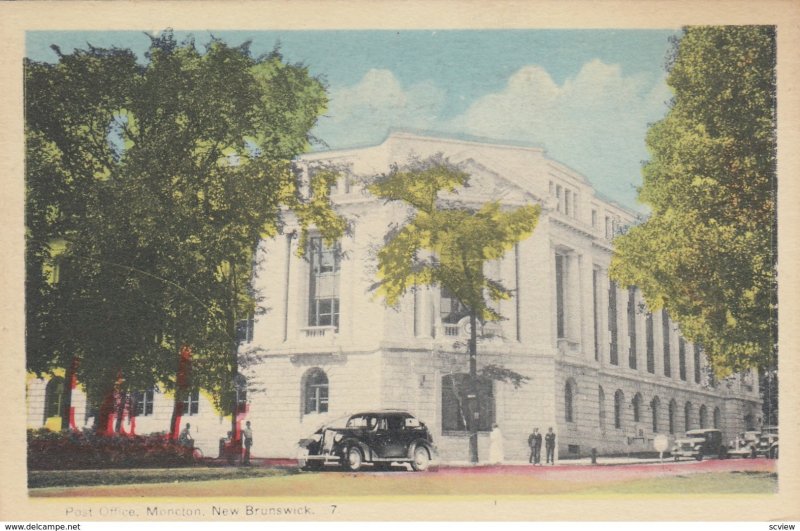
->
[297, 410, 437, 472]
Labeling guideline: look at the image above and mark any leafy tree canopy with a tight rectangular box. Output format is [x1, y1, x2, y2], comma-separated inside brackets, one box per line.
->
[610, 26, 776, 376]
[370, 155, 541, 321]
[25, 31, 343, 427]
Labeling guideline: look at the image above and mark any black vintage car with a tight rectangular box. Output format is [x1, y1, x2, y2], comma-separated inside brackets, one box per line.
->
[297, 410, 437, 472]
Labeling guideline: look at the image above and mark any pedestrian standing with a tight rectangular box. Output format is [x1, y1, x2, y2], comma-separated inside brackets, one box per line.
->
[489, 423, 504, 465]
[528, 427, 542, 465]
[545, 427, 556, 464]
[242, 421, 253, 466]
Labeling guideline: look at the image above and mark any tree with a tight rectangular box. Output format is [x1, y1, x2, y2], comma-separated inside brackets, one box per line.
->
[610, 26, 776, 377]
[369, 155, 540, 463]
[25, 31, 345, 434]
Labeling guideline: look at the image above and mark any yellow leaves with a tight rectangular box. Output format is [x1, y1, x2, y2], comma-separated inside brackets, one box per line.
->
[371, 157, 540, 317]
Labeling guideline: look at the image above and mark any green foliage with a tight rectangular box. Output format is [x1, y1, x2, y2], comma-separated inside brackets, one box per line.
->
[370, 155, 541, 323]
[610, 26, 776, 375]
[25, 31, 343, 425]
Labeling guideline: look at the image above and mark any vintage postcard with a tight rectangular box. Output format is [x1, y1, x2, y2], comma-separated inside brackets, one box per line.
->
[1, 0, 798, 525]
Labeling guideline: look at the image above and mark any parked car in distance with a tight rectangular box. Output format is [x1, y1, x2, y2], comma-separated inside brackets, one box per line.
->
[672, 429, 727, 461]
[727, 430, 761, 458]
[297, 410, 437, 472]
[755, 426, 778, 458]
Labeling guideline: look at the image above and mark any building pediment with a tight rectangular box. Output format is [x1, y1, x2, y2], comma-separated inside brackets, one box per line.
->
[442, 156, 540, 206]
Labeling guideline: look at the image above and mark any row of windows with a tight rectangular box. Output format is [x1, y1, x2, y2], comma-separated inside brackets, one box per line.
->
[582, 266, 703, 384]
[43, 378, 249, 421]
[550, 181, 579, 218]
[564, 379, 722, 434]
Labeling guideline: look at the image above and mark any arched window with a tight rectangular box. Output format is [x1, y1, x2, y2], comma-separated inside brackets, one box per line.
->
[685, 402, 693, 432]
[303, 368, 329, 415]
[668, 399, 677, 434]
[598, 386, 606, 430]
[44, 377, 65, 420]
[651, 396, 661, 433]
[632, 393, 642, 423]
[441, 374, 494, 432]
[699, 405, 708, 428]
[565, 379, 576, 423]
[713, 406, 721, 429]
[614, 390, 625, 429]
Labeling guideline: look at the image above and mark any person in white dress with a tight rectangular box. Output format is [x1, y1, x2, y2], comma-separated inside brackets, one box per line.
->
[489, 423, 504, 465]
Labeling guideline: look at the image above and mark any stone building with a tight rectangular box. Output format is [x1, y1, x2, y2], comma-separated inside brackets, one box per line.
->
[26, 131, 762, 462]
[241, 132, 762, 462]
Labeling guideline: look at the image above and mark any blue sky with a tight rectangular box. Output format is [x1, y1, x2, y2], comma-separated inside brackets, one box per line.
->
[27, 30, 678, 210]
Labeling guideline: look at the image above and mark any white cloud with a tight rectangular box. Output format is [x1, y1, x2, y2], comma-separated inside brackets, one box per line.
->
[311, 61, 671, 208]
[448, 60, 671, 207]
[313, 69, 445, 148]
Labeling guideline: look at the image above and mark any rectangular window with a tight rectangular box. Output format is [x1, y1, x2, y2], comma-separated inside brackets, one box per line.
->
[182, 389, 199, 416]
[308, 236, 341, 329]
[564, 189, 571, 216]
[608, 280, 618, 365]
[646, 313, 655, 373]
[236, 313, 254, 343]
[555, 253, 567, 339]
[593, 269, 600, 361]
[662, 309, 671, 377]
[605, 216, 612, 239]
[133, 389, 154, 416]
[694, 344, 702, 383]
[592, 209, 597, 228]
[679, 338, 687, 380]
[556, 185, 563, 213]
[627, 287, 637, 369]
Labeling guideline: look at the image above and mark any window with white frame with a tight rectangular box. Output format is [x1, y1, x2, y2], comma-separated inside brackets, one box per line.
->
[182, 389, 200, 416]
[555, 252, 569, 339]
[608, 280, 619, 364]
[303, 368, 329, 414]
[627, 287, 637, 369]
[133, 388, 155, 416]
[308, 237, 341, 329]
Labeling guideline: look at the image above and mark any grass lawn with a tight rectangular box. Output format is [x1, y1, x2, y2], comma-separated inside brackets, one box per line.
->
[29, 466, 295, 489]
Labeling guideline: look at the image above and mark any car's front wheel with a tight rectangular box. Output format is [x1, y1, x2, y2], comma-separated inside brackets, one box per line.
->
[343, 447, 363, 472]
[411, 446, 431, 472]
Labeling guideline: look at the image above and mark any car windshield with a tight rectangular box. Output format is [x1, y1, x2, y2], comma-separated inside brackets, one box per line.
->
[346, 416, 369, 428]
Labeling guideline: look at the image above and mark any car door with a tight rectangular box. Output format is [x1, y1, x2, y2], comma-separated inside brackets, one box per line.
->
[382, 415, 411, 458]
[363, 416, 393, 458]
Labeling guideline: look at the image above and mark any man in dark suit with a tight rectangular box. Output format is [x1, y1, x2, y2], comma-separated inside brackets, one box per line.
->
[528, 427, 543, 465]
[545, 427, 556, 464]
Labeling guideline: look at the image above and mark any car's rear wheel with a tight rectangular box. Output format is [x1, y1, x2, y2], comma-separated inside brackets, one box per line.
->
[695, 453, 703, 461]
[343, 447, 363, 472]
[411, 446, 430, 472]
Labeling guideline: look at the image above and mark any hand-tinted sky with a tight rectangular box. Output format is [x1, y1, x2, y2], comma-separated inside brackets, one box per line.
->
[27, 29, 679, 210]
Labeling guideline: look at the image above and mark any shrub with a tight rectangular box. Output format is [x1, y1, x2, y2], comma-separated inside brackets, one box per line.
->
[27, 429, 198, 470]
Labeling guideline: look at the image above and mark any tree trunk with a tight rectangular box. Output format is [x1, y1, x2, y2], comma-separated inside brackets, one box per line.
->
[114, 390, 128, 433]
[59, 358, 77, 432]
[169, 345, 192, 439]
[468, 310, 479, 464]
